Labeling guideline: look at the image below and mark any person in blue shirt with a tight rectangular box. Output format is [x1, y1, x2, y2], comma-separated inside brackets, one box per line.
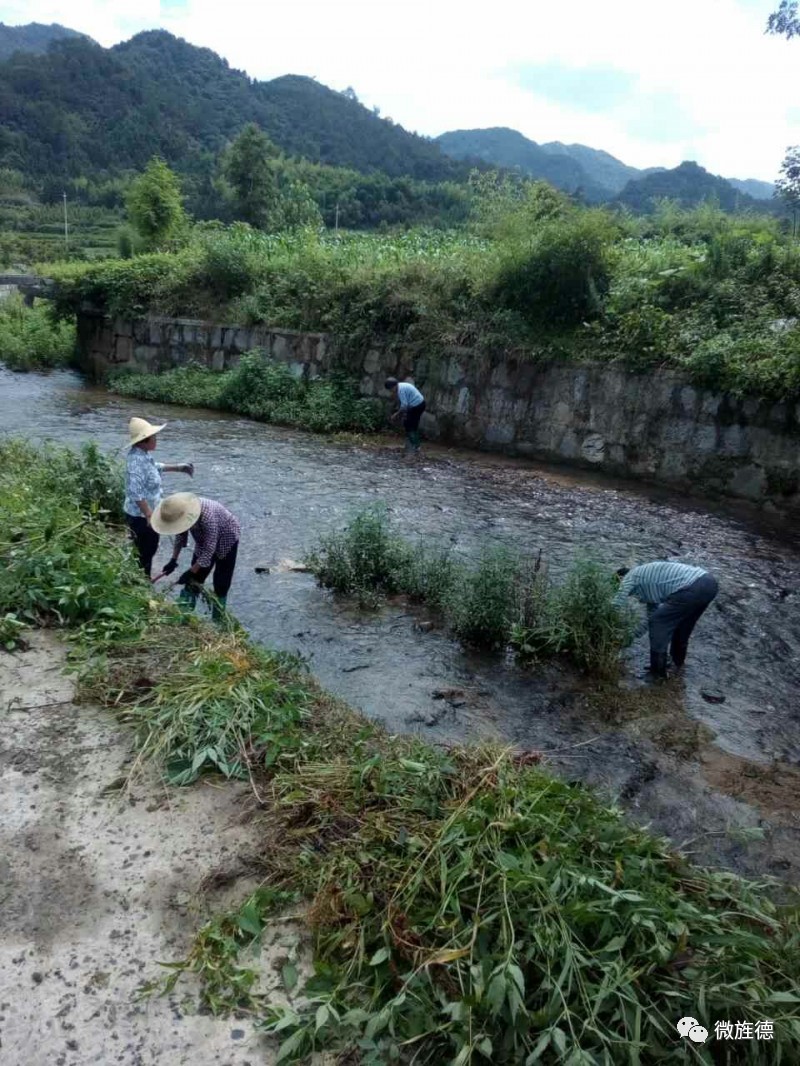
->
[385, 377, 425, 455]
[613, 561, 719, 679]
[124, 416, 194, 577]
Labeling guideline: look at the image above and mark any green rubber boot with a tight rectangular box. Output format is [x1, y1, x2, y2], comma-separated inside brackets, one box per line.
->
[211, 595, 228, 623]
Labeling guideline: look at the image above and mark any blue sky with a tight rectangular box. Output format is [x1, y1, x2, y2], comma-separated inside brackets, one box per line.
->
[1, 0, 796, 180]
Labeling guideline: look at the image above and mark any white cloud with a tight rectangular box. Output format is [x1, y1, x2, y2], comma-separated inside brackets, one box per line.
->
[3, 0, 797, 179]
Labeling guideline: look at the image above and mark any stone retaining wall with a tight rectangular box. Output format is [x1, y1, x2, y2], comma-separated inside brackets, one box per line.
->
[77, 310, 800, 512]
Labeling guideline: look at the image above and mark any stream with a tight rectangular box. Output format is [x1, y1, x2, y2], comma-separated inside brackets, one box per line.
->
[2, 366, 799, 882]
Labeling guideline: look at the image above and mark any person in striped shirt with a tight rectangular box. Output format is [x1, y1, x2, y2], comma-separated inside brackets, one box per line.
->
[385, 377, 425, 455]
[152, 493, 241, 620]
[613, 561, 719, 679]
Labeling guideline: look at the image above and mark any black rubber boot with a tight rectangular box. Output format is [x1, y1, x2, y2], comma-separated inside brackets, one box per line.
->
[648, 650, 669, 681]
[670, 640, 688, 670]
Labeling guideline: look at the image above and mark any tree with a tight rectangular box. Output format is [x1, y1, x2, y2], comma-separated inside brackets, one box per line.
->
[125, 157, 186, 249]
[776, 147, 800, 235]
[224, 124, 280, 229]
[767, 2, 800, 38]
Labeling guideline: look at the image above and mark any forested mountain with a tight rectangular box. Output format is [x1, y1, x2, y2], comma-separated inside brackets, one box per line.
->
[728, 177, 775, 201]
[0, 22, 89, 61]
[539, 141, 661, 195]
[437, 126, 774, 209]
[615, 161, 761, 212]
[436, 128, 610, 202]
[0, 29, 463, 183]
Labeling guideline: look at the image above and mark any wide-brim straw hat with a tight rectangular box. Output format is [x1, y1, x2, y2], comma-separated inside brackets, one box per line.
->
[128, 416, 166, 447]
[151, 492, 202, 535]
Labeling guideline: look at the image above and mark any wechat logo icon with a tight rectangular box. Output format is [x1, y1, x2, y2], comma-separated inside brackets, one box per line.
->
[677, 1016, 709, 1044]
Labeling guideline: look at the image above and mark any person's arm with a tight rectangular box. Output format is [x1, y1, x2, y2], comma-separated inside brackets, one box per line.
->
[159, 463, 195, 476]
[612, 572, 637, 609]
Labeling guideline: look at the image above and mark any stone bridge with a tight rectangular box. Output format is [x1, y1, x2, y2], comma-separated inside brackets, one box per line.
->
[0, 273, 54, 304]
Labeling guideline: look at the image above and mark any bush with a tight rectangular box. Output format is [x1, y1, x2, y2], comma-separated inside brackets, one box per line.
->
[0, 296, 76, 371]
[0, 440, 142, 637]
[108, 352, 384, 435]
[512, 559, 635, 678]
[446, 546, 520, 650]
[492, 210, 616, 327]
[306, 505, 412, 608]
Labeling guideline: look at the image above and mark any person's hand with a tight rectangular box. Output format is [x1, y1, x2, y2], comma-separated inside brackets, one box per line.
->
[180, 462, 195, 477]
[176, 568, 198, 586]
[162, 558, 178, 577]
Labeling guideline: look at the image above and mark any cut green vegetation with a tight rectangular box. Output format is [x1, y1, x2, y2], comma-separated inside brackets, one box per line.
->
[306, 506, 634, 676]
[2, 440, 800, 1064]
[107, 352, 384, 435]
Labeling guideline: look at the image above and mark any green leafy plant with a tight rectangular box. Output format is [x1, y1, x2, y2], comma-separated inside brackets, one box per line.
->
[0, 295, 76, 371]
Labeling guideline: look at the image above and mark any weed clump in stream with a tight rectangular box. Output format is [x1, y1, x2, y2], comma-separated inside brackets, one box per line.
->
[307, 507, 635, 676]
[3, 440, 800, 1064]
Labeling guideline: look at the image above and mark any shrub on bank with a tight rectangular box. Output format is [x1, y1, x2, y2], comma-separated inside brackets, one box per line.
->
[108, 352, 384, 435]
[2, 439, 800, 1064]
[0, 295, 76, 371]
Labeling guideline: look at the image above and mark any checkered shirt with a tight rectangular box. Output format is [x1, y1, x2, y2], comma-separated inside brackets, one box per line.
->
[174, 498, 240, 568]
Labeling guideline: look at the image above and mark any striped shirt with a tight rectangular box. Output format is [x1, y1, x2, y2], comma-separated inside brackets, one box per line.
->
[397, 382, 424, 410]
[124, 447, 164, 517]
[613, 562, 707, 608]
[174, 498, 240, 568]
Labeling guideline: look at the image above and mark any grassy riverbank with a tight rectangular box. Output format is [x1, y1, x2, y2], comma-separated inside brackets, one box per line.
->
[2, 438, 800, 1063]
[47, 201, 800, 400]
[107, 353, 384, 435]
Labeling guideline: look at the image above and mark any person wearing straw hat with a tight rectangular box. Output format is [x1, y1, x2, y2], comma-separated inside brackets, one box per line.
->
[152, 493, 241, 619]
[124, 417, 194, 577]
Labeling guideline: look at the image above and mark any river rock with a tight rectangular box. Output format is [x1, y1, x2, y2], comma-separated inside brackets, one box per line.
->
[701, 687, 726, 705]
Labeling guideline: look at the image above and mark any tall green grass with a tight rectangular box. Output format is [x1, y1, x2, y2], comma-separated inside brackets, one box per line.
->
[0, 295, 76, 371]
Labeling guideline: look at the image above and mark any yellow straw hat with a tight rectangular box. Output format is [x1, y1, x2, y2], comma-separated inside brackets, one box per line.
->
[128, 416, 166, 447]
[151, 492, 202, 535]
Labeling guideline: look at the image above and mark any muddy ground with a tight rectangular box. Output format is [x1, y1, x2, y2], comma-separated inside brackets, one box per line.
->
[0, 633, 318, 1066]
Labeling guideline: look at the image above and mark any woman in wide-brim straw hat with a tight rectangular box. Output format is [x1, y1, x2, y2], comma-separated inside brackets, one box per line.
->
[124, 416, 195, 578]
[153, 492, 241, 621]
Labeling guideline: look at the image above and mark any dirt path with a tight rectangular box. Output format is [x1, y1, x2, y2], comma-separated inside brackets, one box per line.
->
[0, 633, 294, 1066]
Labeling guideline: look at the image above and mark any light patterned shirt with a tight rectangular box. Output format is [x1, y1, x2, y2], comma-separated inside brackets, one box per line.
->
[124, 447, 164, 517]
[613, 561, 707, 608]
[397, 382, 424, 410]
[174, 498, 241, 568]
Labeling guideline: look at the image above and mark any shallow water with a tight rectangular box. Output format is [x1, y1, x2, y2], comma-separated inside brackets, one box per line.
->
[3, 366, 799, 879]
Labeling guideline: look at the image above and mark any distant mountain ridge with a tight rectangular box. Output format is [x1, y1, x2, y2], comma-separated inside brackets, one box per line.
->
[435, 127, 775, 207]
[0, 27, 463, 183]
[0, 22, 778, 213]
[0, 22, 90, 61]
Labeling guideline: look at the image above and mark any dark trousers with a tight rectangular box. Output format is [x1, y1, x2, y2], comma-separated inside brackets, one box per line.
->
[403, 401, 426, 452]
[648, 574, 719, 666]
[180, 542, 239, 618]
[126, 514, 159, 578]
